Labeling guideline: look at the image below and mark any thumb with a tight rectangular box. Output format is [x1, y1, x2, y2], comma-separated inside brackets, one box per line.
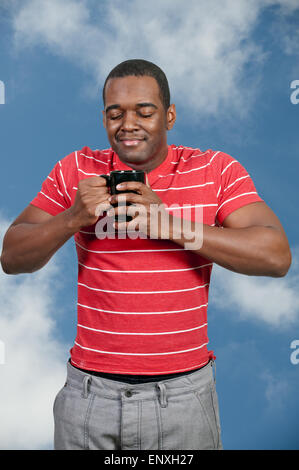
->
[145, 173, 150, 187]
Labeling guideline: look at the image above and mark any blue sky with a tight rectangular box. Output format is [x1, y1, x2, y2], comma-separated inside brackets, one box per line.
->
[0, 0, 299, 450]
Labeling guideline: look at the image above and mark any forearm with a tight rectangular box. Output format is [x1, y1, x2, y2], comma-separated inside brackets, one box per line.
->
[170, 219, 291, 277]
[1, 209, 80, 274]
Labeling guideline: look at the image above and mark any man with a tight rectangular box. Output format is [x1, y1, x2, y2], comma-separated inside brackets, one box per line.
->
[0, 59, 291, 450]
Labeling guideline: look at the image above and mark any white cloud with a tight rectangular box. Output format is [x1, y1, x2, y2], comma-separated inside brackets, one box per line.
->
[8, 0, 299, 119]
[0, 216, 69, 450]
[261, 371, 290, 410]
[209, 246, 299, 328]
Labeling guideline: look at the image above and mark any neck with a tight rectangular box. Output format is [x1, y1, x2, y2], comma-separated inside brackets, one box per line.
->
[119, 144, 169, 174]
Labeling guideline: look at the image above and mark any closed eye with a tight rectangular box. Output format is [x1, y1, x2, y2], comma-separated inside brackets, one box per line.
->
[109, 114, 123, 120]
[110, 113, 153, 120]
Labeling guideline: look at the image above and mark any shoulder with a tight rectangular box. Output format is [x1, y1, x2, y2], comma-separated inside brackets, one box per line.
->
[76, 145, 112, 160]
[68, 145, 112, 165]
[59, 145, 113, 173]
[170, 144, 234, 168]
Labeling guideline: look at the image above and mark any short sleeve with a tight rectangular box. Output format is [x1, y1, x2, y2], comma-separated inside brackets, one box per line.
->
[30, 157, 73, 216]
[211, 151, 264, 226]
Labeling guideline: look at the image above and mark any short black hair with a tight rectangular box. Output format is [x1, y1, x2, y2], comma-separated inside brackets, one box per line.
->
[102, 59, 170, 111]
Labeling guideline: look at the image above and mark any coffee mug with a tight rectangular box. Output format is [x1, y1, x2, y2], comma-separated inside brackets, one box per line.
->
[100, 170, 145, 222]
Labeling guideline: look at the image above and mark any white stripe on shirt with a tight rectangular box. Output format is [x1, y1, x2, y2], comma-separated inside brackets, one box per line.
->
[53, 184, 64, 197]
[223, 175, 250, 192]
[59, 168, 71, 201]
[209, 151, 221, 164]
[77, 322, 207, 335]
[216, 192, 258, 215]
[221, 160, 238, 175]
[171, 150, 210, 163]
[75, 241, 185, 253]
[155, 182, 214, 192]
[74, 340, 208, 356]
[79, 153, 109, 165]
[40, 191, 65, 209]
[77, 302, 208, 315]
[78, 260, 212, 273]
[157, 162, 212, 178]
[164, 203, 217, 211]
[78, 168, 101, 176]
[78, 281, 209, 294]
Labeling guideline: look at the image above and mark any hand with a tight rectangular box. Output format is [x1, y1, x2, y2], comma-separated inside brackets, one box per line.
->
[107, 180, 171, 239]
[68, 176, 112, 230]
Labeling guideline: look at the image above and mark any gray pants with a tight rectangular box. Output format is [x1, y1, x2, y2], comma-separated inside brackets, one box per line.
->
[53, 360, 223, 450]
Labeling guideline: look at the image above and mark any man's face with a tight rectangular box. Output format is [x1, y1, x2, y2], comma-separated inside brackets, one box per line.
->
[102, 75, 176, 172]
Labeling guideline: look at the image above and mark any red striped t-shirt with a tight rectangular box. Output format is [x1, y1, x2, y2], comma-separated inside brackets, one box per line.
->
[30, 144, 263, 375]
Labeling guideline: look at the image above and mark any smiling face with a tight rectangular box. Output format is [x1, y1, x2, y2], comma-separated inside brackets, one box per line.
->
[102, 75, 176, 173]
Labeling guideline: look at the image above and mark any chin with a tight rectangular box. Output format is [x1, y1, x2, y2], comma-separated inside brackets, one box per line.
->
[116, 148, 150, 164]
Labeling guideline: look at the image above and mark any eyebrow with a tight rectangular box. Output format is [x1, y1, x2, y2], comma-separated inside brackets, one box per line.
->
[105, 102, 158, 113]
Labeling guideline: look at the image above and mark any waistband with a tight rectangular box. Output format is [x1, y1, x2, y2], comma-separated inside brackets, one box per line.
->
[70, 359, 208, 384]
[65, 359, 216, 409]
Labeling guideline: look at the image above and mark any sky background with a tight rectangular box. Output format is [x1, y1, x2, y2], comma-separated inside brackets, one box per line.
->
[0, 0, 299, 450]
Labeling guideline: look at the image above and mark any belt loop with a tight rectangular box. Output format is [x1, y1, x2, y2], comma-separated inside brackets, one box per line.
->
[82, 375, 91, 399]
[211, 359, 216, 385]
[156, 382, 168, 408]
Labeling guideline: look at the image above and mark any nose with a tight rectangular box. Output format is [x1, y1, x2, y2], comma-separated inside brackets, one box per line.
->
[120, 111, 139, 131]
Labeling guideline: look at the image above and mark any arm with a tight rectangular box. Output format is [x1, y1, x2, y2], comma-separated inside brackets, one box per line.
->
[170, 201, 292, 278]
[108, 182, 292, 278]
[0, 205, 78, 274]
[0, 177, 111, 275]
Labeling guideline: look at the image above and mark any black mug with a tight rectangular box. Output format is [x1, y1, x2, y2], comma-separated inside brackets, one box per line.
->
[100, 170, 145, 222]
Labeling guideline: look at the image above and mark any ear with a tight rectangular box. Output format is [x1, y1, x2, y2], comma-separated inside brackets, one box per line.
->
[166, 103, 176, 131]
[102, 110, 106, 129]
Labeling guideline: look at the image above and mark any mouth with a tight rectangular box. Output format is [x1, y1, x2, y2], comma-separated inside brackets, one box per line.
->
[117, 136, 146, 147]
[120, 140, 144, 147]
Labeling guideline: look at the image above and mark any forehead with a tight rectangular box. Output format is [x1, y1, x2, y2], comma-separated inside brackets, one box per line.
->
[104, 75, 162, 108]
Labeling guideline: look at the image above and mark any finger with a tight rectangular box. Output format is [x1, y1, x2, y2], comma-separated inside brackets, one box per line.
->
[83, 176, 108, 185]
[113, 220, 129, 231]
[95, 201, 113, 217]
[115, 181, 145, 193]
[98, 176, 110, 186]
[109, 193, 143, 205]
[107, 205, 127, 217]
[127, 203, 147, 218]
[108, 204, 146, 221]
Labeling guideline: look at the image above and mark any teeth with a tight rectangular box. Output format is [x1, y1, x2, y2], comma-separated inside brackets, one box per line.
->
[122, 140, 141, 146]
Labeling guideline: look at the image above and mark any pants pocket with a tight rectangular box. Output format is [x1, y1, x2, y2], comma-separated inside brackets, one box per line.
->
[210, 382, 223, 449]
[53, 382, 67, 416]
[193, 381, 221, 449]
[53, 383, 95, 450]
